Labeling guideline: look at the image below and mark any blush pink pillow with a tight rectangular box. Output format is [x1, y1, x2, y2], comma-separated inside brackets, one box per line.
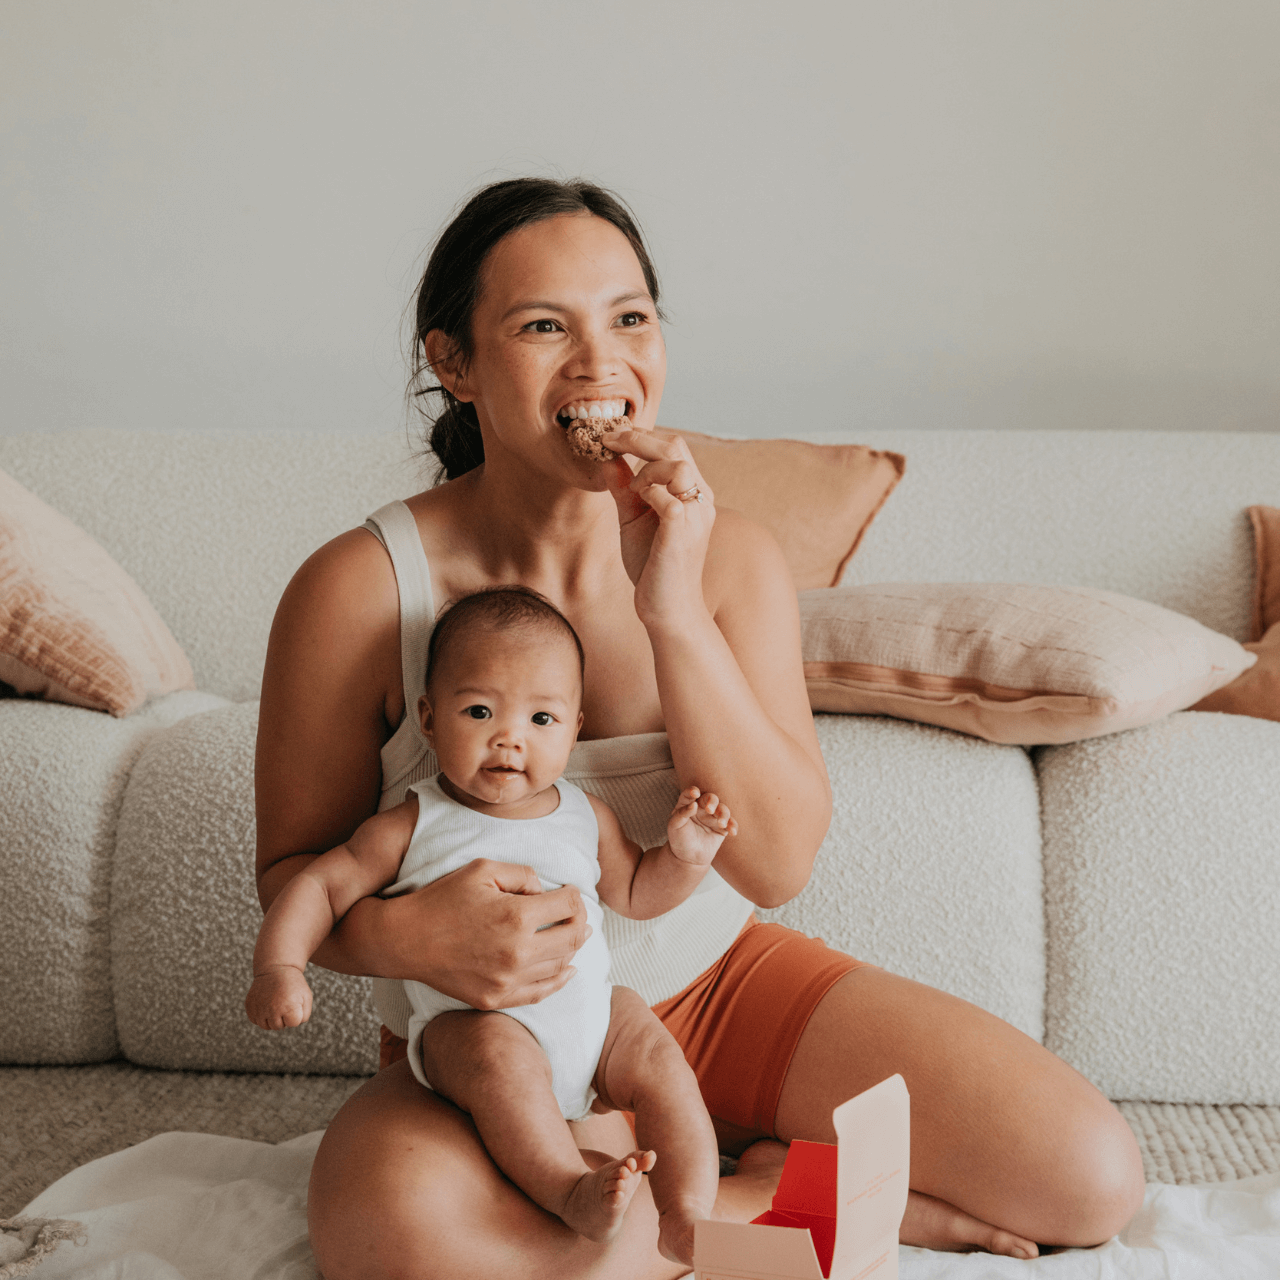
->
[1190, 505, 1280, 724]
[0, 467, 194, 716]
[801, 583, 1256, 745]
[680, 432, 905, 590]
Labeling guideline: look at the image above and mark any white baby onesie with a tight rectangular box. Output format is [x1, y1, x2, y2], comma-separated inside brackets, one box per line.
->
[386, 774, 612, 1121]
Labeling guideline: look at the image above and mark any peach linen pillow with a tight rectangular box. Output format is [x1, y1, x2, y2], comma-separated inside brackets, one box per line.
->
[0, 467, 194, 717]
[680, 431, 905, 590]
[801, 583, 1256, 745]
[1190, 505, 1280, 723]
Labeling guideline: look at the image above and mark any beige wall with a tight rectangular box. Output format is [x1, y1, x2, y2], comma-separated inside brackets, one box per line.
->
[2, 1, 1277, 437]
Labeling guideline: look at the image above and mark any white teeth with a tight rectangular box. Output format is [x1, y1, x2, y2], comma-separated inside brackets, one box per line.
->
[561, 400, 627, 421]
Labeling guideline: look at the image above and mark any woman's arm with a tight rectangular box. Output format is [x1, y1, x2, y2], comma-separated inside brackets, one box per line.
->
[604, 429, 832, 909]
[255, 528, 589, 1008]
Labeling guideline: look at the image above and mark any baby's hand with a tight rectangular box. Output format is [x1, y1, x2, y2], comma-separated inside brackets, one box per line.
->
[667, 787, 738, 866]
[245, 965, 313, 1030]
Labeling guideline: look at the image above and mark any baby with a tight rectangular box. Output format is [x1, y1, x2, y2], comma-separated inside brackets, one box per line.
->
[246, 585, 735, 1265]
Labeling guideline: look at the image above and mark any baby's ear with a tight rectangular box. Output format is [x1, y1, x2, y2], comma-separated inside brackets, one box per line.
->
[418, 694, 435, 742]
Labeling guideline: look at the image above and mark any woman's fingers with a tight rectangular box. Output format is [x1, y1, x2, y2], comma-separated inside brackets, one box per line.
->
[482, 859, 545, 896]
[604, 429, 714, 508]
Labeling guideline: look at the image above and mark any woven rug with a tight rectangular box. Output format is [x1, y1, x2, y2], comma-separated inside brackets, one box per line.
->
[4, 1063, 1280, 1219]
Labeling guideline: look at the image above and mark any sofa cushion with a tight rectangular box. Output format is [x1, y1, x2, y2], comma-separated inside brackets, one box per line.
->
[1248, 505, 1280, 640]
[679, 432, 905, 590]
[111, 701, 379, 1073]
[801, 583, 1254, 744]
[0, 690, 226, 1064]
[760, 714, 1045, 1041]
[1038, 712, 1280, 1103]
[0, 467, 195, 716]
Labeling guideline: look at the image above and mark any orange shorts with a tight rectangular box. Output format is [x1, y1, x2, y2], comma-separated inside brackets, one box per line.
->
[378, 919, 867, 1138]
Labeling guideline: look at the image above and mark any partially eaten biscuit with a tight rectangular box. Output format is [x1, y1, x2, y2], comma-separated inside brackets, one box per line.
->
[566, 416, 629, 462]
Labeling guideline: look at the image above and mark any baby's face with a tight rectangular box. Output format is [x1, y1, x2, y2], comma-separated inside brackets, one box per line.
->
[419, 626, 583, 812]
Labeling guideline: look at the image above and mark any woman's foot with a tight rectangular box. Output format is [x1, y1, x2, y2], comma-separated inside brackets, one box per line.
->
[560, 1149, 656, 1242]
[901, 1190, 1039, 1259]
[713, 1138, 790, 1222]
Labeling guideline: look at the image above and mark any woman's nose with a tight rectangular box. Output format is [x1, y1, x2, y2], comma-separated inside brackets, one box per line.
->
[565, 326, 620, 381]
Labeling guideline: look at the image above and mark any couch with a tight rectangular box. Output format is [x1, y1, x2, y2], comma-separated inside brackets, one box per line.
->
[3, 427, 1279, 1108]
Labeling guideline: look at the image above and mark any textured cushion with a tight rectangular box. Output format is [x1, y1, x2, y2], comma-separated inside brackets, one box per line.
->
[1189, 507, 1280, 722]
[680, 432, 905, 590]
[1191, 622, 1280, 723]
[1248, 506, 1280, 640]
[0, 690, 226, 1064]
[1039, 712, 1280, 1103]
[0, 468, 195, 716]
[836, 429, 1280, 641]
[759, 714, 1045, 1041]
[801, 583, 1256, 745]
[112, 702, 379, 1073]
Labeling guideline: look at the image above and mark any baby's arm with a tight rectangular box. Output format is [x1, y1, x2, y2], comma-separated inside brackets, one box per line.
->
[245, 796, 419, 1028]
[591, 788, 738, 921]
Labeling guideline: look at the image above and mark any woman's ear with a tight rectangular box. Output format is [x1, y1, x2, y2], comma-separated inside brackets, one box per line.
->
[418, 694, 435, 743]
[423, 330, 472, 403]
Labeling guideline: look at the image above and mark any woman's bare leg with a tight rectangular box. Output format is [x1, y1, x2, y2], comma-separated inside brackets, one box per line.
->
[308, 1058, 778, 1280]
[772, 969, 1146, 1253]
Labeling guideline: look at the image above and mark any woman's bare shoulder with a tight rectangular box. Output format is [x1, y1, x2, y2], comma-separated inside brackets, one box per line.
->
[277, 526, 400, 635]
[262, 525, 404, 723]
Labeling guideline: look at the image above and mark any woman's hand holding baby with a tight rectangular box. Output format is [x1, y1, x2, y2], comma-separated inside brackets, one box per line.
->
[667, 786, 738, 866]
[404, 860, 591, 1011]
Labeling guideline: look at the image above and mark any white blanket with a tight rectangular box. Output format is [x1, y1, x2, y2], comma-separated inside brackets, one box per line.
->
[20, 1132, 1280, 1279]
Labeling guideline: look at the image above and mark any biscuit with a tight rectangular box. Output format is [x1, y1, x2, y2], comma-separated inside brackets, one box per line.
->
[566, 416, 628, 462]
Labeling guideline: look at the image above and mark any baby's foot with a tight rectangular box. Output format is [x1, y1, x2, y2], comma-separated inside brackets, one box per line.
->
[561, 1149, 656, 1242]
[657, 1197, 712, 1267]
[900, 1190, 1039, 1259]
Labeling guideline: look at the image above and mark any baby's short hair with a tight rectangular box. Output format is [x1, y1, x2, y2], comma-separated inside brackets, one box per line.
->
[425, 586, 586, 691]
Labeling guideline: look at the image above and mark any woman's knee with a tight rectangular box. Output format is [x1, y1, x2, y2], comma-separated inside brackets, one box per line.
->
[1039, 1096, 1146, 1246]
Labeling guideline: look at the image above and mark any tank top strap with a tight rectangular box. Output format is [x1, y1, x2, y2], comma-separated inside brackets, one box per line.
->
[362, 500, 437, 718]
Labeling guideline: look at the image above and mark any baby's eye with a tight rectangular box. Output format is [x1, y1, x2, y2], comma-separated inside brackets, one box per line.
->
[465, 705, 492, 720]
[530, 711, 554, 726]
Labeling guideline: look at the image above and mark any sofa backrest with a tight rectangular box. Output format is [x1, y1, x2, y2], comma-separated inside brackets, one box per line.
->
[3, 428, 1277, 702]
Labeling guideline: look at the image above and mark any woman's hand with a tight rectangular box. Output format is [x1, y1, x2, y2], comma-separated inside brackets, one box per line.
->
[602, 426, 716, 628]
[389, 858, 591, 1010]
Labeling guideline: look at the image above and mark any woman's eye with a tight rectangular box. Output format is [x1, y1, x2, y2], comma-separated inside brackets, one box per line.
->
[531, 711, 554, 726]
[526, 319, 559, 334]
[617, 312, 646, 328]
[466, 706, 492, 720]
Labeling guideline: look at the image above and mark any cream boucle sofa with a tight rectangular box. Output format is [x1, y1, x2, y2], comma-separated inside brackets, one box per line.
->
[2, 428, 1279, 1105]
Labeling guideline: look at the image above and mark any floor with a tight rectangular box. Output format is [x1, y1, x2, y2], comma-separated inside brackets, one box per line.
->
[4, 1062, 1280, 1219]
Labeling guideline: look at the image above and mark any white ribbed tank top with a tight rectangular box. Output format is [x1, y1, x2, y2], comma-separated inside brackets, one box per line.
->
[361, 500, 754, 1036]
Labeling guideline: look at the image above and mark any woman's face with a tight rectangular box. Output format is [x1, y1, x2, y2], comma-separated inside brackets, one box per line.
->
[442, 212, 666, 486]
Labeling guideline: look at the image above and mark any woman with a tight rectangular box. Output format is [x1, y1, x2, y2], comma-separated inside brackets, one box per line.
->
[255, 178, 1145, 1279]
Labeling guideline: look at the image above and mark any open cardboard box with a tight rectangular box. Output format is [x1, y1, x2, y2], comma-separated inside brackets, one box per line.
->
[694, 1074, 909, 1280]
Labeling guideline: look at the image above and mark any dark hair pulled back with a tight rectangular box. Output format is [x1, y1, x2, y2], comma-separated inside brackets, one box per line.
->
[409, 178, 663, 482]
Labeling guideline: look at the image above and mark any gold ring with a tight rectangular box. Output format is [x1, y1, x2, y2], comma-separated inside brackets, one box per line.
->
[675, 485, 704, 504]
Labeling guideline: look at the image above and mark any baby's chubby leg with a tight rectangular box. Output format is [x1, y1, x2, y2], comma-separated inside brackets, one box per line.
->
[591, 986, 720, 1267]
[420, 1010, 653, 1244]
